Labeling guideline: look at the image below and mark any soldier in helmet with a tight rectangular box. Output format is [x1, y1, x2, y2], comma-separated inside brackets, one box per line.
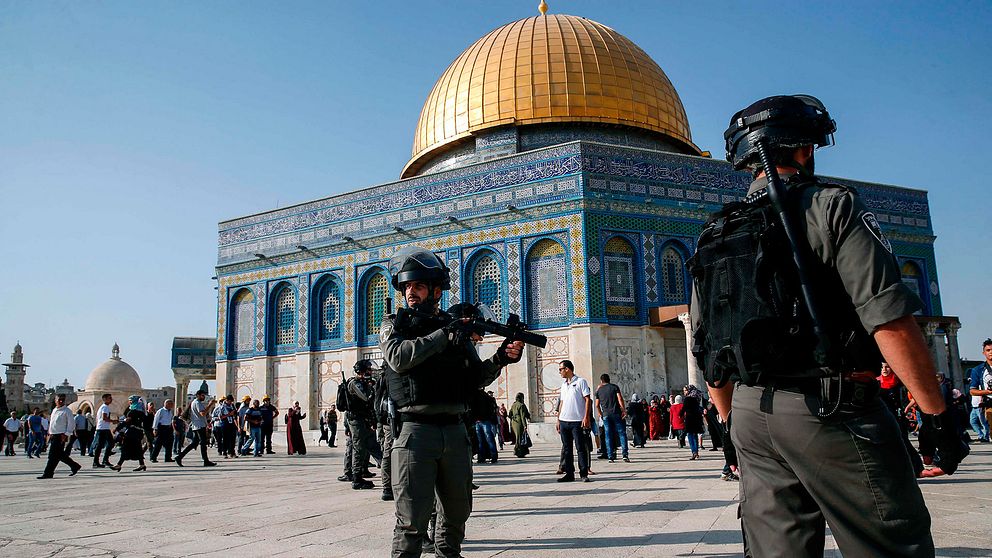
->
[341, 359, 382, 490]
[691, 95, 968, 556]
[381, 246, 523, 557]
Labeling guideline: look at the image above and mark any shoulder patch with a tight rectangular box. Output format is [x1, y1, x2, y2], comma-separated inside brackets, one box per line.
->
[861, 212, 892, 254]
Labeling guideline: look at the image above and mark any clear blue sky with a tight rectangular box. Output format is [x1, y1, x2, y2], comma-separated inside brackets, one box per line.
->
[2, 1, 989, 390]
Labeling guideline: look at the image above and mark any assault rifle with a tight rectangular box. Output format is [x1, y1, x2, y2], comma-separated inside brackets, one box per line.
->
[394, 304, 547, 349]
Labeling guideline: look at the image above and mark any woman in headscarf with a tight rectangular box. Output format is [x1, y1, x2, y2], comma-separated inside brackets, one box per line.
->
[285, 402, 307, 455]
[508, 393, 531, 458]
[126, 395, 146, 420]
[627, 394, 647, 448]
[648, 395, 664, 440]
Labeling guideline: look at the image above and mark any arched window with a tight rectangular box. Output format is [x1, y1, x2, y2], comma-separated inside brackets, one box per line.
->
[603, 236, 637, 321]
[316, 277, 342, 342]
[230, 289, 255, 357]
[470, 252, 503, 320]
[660, 244, 688, 304]
[526, 239, 568, 326]
[364, 272, 389, 338]
[273, 284, 296, 347]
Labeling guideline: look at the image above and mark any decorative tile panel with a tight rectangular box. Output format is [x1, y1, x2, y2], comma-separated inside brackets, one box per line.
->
[297, 275, 309, 348]
[344, 263, 355, 343]
[254, 283, 266, 352]
[643, 235, 657, 302]
[506, 242, 521, 316]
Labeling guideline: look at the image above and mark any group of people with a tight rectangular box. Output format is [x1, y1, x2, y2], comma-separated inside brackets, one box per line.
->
[625, 387, 710, 460]
[22, 387, 317, 478]
[552, 363, 738, 483]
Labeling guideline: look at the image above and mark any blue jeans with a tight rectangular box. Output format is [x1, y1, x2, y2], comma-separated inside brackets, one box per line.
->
[27, 432, 43, 456]
[687, 431, 699, 454]
[970, 408, 989, 440]
[602, 414, 628, 459]
[475, 421, 498, 460]
[241, 426, 262, 455]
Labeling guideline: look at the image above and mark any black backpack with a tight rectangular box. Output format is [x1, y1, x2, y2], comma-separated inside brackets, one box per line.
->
[689, 180, 878, 388]
[335, 380, 350, 412]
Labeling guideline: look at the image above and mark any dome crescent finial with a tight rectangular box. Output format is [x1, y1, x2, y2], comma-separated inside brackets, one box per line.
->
[539, 0, 548, 15]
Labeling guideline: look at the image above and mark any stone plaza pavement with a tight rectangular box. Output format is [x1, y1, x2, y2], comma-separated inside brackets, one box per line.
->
[0, 438, 989, 557]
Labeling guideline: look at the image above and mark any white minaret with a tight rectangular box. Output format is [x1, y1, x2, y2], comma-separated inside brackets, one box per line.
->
[3, 343, 30, 413]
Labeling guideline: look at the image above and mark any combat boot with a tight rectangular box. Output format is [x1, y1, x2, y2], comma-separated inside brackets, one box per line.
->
[352, 479, 374, 490]
[381, 488, 394, 501]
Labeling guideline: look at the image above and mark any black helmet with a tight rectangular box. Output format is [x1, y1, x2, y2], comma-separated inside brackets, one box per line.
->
[354, 359, 373, 374]
[388, 246, 450, 291]
[724, 95, 836, 170]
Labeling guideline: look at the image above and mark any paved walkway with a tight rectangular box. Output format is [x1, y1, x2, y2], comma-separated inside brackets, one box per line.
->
[0, 437, 989, 557]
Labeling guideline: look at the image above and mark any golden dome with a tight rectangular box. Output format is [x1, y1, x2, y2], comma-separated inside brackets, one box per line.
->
[403, 13, 699, 177]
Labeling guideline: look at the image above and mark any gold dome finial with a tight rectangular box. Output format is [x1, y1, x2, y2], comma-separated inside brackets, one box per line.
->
[538, 0, 548, 15]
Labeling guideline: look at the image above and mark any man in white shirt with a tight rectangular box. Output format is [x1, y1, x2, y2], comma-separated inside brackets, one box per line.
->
[150, 399, 176, 463]
[92, 393, 118, 468]
[556, 359, 592, 482]
[3, 411, 20, 456]
[38, 394, 81, 479]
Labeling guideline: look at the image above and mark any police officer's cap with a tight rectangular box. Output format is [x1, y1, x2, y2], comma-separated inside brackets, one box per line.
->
[725, 95, 836, 170]
[354, 359, 374, 373]
[388, 246, 450, 291]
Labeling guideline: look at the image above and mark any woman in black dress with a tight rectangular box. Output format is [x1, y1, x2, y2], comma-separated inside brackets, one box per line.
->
[111, 412, 147, 472]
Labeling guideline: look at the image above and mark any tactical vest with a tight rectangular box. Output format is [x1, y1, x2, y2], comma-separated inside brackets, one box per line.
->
[688, 179, 881, 388]
[345, 378, 374, 418]
[384, 315, 483, 409]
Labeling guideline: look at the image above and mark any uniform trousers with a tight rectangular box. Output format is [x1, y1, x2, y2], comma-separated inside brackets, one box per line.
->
[42, 435, 80, 477]
[392, 422, 472, 558]
[343, 427, 354, 476]
[150, 425, 174, 461]
[731, 384, 934, 557]
[381, 422, 393, 489]
[328, 420, 337, 447]
[347, 415, 382, 478]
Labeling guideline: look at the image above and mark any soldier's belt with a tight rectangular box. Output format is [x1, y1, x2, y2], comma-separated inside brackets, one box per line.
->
[399, 413, 461, 425]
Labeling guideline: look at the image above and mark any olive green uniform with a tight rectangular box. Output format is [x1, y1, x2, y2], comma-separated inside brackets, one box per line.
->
[380, 315, 503, 558]
[345, 377, 381, 481]
[692, 174, 934, 557]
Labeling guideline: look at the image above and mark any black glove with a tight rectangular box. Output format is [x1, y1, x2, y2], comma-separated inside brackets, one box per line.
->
[493, 337, 522, 367]
[931, 411, 969, 475]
